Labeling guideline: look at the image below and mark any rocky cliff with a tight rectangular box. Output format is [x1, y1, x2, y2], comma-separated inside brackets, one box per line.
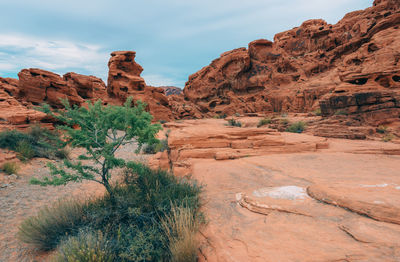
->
[0, 0, 399, 134]
[184, 0, 400, 126]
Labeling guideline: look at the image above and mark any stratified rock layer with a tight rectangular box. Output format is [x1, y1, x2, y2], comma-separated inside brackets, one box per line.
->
[149, 118, 400, 261]
[63, 72, 107, 101]
[184, 0, 400, 126]
[18, 68, 83, 108]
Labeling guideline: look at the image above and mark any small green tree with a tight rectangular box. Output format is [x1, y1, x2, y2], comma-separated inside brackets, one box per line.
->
[30, 98, 161, 198]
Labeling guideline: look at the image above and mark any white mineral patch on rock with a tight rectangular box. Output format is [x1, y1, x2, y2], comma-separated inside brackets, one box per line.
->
[361, 183, 388, 188]
[253, 186, 308, 200]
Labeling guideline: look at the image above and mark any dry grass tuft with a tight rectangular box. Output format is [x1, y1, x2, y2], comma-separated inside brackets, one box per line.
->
[161, 205, 200, 262]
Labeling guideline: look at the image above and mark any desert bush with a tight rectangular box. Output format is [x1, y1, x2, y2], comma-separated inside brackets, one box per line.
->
[18, 199, 88, 250]
[382, 133, 394, 142]
[334, 109, 348, 116]
[280, 118, 289, 125]
[257, 118, 271, 128]
[226, 118, 242, 127]
[213, 113, 227, 119]
[21, 162, 202, 260]
[0, 129, 32, 150]
[142, 139, 168, 154]
[53, 230, 115, 262]
[1, 162, 19, 175]
[376, 125, 388, 134]
[0, 126, 66, 160]
[286, 121, 306, 133]
[161, 205, 199, 262]
[16, 140, 35, 161]
[313, 108, 322, 116]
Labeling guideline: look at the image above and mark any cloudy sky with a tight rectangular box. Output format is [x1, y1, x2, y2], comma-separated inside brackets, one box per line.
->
[0, 0, 371, 87]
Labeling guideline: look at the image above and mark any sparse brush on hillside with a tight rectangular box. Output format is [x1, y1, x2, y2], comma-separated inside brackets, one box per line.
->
[257, 118, 271, 128]
[1, 162, 19, 175]
[334, 109, 348, 116]
[0, 126, 66, 161]
[226, 118, 242, 127]
[376, 125, 388, 134]
[142, 138, 169, 154]
[313, 108, 322, 116]
[286, 121, 306, 133]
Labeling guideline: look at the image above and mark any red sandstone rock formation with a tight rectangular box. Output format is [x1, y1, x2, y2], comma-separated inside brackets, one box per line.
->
[107, 51, 146, 100]
[1, 0, 400, 132]
[107, 51, 175, 121]
[63, 72, 107, 101]
[184, 0, 400, 126]
[157, 86, 182, 96]
[0, 78, 47, 130]
[18, 68, 83, 108]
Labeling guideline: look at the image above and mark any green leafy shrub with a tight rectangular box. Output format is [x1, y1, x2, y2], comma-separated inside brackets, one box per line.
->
[31, 98, 161, 198]
[21, 163, 202, 261]
[226, 118, 242, 127]
[257, 118, 271, 128]
[18, 199, 88, 250]
[1, 162, 19, 175]
[286, 121, 306, 133]
[53, 230, 115, 262]
[142, 139, 168, 154]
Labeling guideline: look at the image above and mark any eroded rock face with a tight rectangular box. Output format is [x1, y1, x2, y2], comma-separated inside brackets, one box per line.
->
[183, 0, 400, 125]
[0, 87, 47, 130]
[63, 72, 107, 101]
[18, 68, 83, 108]
[107, 51, 146, 100]
[107, 51, 178, 121]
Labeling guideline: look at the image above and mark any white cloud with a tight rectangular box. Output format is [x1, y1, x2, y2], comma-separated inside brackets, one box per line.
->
[142, 74, 177, 87]
[0, 34, 109, 80]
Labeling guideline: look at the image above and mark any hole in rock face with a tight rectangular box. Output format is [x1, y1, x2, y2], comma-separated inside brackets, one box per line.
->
[348, 78, 368, 85]
[120, 87, 128, 92]
[384, 12, 392, 17]
[209, 101, 217, 108]
[393, 75, 400, 82]
[368, 43, 379, 53]
[375, 76, 390, 88]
